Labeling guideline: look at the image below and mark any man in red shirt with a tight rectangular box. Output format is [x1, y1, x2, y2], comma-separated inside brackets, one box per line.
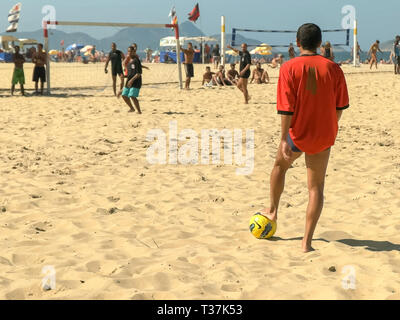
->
[261, 23, 349, 252]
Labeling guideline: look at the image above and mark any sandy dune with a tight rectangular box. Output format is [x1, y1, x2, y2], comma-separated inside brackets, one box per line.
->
[0, 62, 399, 299]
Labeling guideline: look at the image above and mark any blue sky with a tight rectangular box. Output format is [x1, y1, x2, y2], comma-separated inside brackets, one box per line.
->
[1, 0, 399, 48]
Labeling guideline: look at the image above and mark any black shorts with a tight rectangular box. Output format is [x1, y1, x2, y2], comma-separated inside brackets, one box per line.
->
[240, 70, 251, 79]
[185, 63, 194, 78]
[112, 64, 123, 77]
[33, 66, 46, 82]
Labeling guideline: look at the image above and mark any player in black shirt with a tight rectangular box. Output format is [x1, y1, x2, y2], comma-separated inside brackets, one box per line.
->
[118, 46, 143, 113]
[227, 43, 252, 104]
[105, 42, 125, 96]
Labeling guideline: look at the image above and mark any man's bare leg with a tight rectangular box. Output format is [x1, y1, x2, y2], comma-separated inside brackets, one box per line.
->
[241, 78, 250, 104]
[112, 75, 117, 96]
[35, 81, 39, 94]
[131, 97, 142, 114]
[119, 75, 125, 92]
[122, 95, 135, 112]
[263, 142, 303, 221]
[185, 77, 191, 89]
[40, 81, 44, 95]
[302, 148, 331, 253]
[20, 84, 25, 96]
[11, 84, 15, 96]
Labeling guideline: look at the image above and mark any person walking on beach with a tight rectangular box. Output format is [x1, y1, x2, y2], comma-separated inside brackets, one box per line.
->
[180, 42, 195, 90]
[368, 40, 382, 70]
[288, 43, 296, 59]
[212, 44, 221, 69]
[227, 43, 252, 104]
[323, 41, 334, 61]
[105, 43, 125, 96]
[32, 43, 47, 95]
[393, 36, 400, 75]
[118, 46, 143, 114]
[11, 45, 25, 96]
[260, 23, 349, 253]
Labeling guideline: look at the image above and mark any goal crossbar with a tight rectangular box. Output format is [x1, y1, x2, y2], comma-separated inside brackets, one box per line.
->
[43, 20, 183, 94]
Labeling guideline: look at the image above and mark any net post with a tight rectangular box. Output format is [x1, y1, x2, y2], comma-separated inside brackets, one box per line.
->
[221, 16, 226, 67]
[173, 24, 183, 90]
[353, 20, 358, 67]
[43, 21, 51, 95]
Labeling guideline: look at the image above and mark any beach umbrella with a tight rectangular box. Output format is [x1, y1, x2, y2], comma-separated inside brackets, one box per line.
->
[66, 43, 84, 51]
[226, 49, 239, 56]
[250, 43, 272, 55]
[80, 45, 93, 53]
[48, 49, 59, 55]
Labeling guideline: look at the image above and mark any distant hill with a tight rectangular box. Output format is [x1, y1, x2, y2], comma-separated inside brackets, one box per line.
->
[0, 21, 270, 53]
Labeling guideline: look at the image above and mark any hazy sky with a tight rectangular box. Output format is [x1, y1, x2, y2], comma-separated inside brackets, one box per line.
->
[0, 0, 399, 48]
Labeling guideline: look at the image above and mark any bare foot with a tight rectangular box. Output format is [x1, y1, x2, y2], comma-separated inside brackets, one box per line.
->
[117, 91, 122, 99]
[128, 109, 136, 113]
[302, 239, 315, 253]
[259, 208, 277, 222]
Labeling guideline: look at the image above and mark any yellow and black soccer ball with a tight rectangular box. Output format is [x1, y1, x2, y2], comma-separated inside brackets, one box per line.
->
[249, 213, 277, 239]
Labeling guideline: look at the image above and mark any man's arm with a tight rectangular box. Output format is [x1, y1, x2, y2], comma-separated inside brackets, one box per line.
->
[104, 55, 110, 71]
[280, 115, 293, 160]
[227, 45, 239, 54]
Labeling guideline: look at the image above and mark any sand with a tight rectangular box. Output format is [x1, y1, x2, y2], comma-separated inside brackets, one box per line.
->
[0, 61, 399, 300]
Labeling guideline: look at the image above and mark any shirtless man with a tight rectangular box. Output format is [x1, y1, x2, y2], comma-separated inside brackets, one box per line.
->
[32, 43, 47, 95]
[180, 42, 195, 89]
[250, 62, 270, 84]
[227, 63, 239, 85]
[11, 46, 25, 96]
[214, 65, 233, 87]
[368, 40, 383, 70]
[202, 66, 215, 86]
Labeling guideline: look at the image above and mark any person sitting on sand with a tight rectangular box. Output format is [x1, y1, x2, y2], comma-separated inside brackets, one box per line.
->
[118, 46, 142, 114]
[250, 62, 270, 84]
[227, 63, 240, 85]
[368, 40, 383, 70]
[202, 66, 215, 86]
[269, 54, 284, 68]
[214, 65, 233, 87]
[260, 23, 349, 253]
[11, 46, 25, 96]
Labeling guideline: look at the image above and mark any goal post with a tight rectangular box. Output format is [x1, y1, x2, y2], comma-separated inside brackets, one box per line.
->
[43, 20, 183, 94]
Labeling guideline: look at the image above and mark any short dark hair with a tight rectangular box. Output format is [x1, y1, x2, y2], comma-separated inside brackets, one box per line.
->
[38, 43, 43, 48]
[297, 23, 322, 50]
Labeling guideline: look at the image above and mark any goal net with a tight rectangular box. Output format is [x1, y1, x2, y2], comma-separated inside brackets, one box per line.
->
[43, 21, 183, 95]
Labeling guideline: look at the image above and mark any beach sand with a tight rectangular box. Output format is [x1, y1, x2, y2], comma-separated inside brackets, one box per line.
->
[0, 62, 399, 300]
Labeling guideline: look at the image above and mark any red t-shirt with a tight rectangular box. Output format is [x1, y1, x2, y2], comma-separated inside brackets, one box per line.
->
[277, 54, 349, 154]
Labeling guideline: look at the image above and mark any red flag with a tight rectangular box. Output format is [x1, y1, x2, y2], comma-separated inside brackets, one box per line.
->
[188, 3, 200, 22]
